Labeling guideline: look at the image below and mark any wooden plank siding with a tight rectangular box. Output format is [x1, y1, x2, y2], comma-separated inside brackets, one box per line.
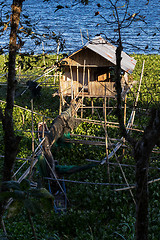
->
[59, 36, 136, 99]
[61, 65, 127, 98]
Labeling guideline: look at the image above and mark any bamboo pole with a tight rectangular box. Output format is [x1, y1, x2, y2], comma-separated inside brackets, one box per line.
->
[1, 218, 7, 237]
[87, 29, 89, 41]
[42, 116, 45, 139]
[77, 65, 79, 96]
[20, 66, 56, 96]
[104, 85, 110, 181]
[80, 29, 84, 45]
[59, 72, 62, 115]
[64, 138, 112, 146]
[115, 177, 160, 192]
[123, 95, 127, 155]
[0, 100, 54, 120]
[29, 99, 35, 178]
[42, 41, 46, 66]
[101, 61, 145, 165]
[44, 177, 135, 187]
[70, 134, 122, 141]
[91, 98, 94, 116]
[128, 60, 145, 129]
[56, 40, 60, 62]
[81, 60, 86, 118]
[69, 62, 74, 100]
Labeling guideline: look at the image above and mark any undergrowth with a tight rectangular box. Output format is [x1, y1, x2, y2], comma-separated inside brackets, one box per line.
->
[0, 54, 160, 239]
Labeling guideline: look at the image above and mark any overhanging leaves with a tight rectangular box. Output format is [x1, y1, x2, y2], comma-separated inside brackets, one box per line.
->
[7, 200, 23, 218]
[1, 181, 21, 190]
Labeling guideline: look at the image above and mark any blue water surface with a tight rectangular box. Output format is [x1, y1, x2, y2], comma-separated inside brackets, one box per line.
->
[0, 0, 159, 54]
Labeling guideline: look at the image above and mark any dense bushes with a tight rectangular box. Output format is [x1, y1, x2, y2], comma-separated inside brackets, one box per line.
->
[0, 54, 160, 239]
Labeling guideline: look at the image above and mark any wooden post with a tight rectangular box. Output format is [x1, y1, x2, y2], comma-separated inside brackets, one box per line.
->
[69, 62, 74, 100]
[76, 65, 79, 118]
[88, 67, 90, 91]
[104, 85, 110, 182]
[91, 98, 94, 116]
[29, 99, 35, 177]
[81, 60, 86, 118]
[31, 99, 34, 156]
[59, 72, 62, 115]
[18, 61, 21, 82]
[77, 65, 79, 96]
[87, 29, 89, 41]
[56, 40, 60, 62]
[42, 116, 45, 139]
[123, 95, 127, 155]
[42, 41, 46, 66]
[80, 29, 84, 45]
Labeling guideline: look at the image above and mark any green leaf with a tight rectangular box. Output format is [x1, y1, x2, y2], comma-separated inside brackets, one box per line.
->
[7, 200, 23, 218]
[20, 179, 30, 191]
[29, 188, 54, 199]
[24, 199, 42, 215]
[0, 191, 13, 201]
[40, 198, 53, 212]
[12, 190, 26, 200]
[2, 181, 20, 190]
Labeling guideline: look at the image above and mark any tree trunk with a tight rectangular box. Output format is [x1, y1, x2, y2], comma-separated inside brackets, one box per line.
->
[42, 100, 81, 177]
[135, 108, 160, 239]
[3, 0, 24, 180]
[0, 0, 24, 221]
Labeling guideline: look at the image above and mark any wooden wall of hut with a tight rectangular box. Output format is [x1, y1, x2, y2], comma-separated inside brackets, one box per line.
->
[60, 48, 129, 98]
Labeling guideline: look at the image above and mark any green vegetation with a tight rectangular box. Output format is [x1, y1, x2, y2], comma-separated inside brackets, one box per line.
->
[0, 54, 160, 239]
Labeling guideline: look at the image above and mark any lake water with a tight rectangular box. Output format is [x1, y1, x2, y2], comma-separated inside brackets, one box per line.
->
[1, 0, 160, 55]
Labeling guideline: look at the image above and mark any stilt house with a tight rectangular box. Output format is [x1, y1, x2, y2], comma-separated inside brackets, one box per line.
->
[60, 36, 136, 99]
